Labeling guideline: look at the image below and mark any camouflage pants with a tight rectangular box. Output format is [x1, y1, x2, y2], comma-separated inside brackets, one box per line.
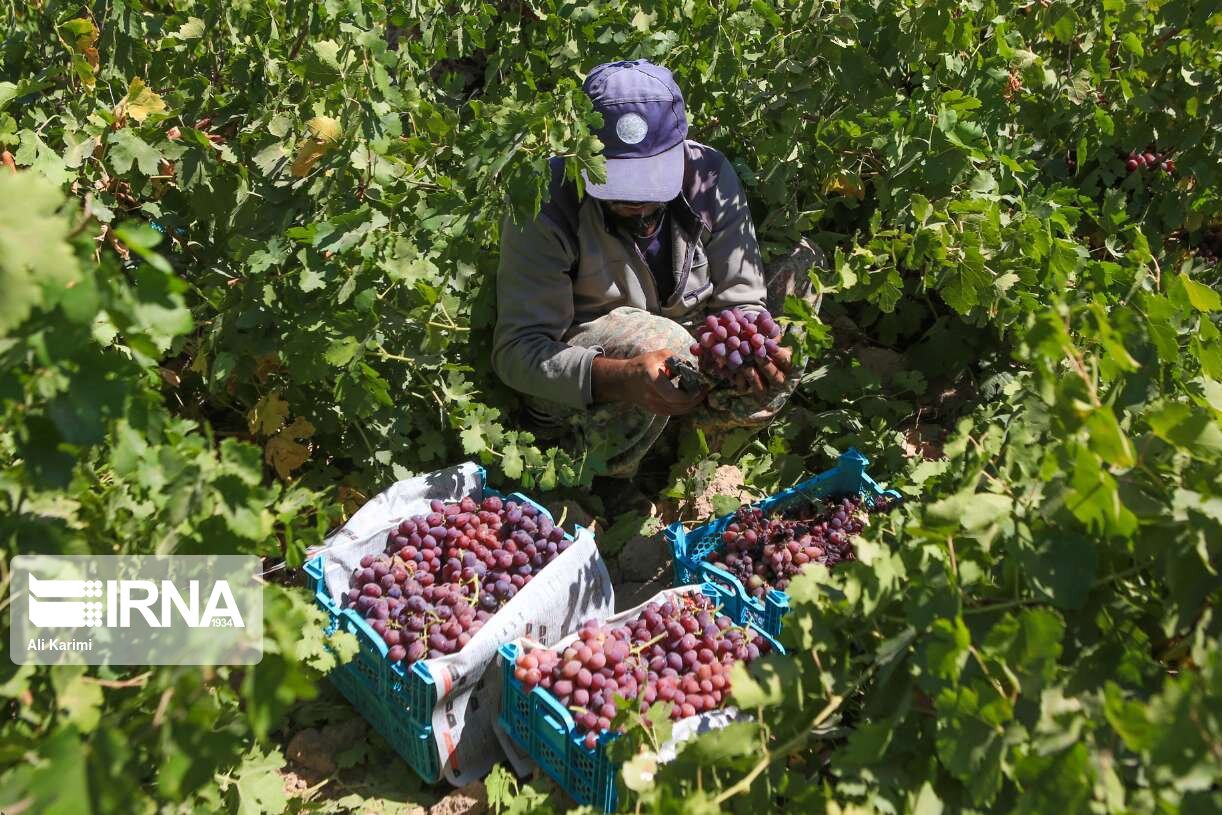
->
[524, 239, 825, 478]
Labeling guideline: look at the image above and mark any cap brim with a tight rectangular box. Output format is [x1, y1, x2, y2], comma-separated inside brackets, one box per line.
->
[582, 141, 684, 202]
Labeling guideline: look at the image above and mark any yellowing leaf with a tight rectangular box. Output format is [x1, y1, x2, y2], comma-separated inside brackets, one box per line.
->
[824, 172, 865, 200]
[265, 416, 315, 479]
[247, 391, 289, 436]
[622, 750, 658, 792]
[60, 19, 99, 88]
[115, 78, 167, 123]
[290, 116, 341, 178]
[171, 17, 205, 40]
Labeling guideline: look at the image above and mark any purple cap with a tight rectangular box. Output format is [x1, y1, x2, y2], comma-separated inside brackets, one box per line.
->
[580, 60, 688, 202]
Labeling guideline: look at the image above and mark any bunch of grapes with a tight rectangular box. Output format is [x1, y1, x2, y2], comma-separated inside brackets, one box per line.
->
[687, 307, 784, 378]
[707, 495, 889, 598]
[514, 593, 772, 749]
[1125, 148, 1175, 175]
[1194, 227, 1221, 266]
[343, 495, 571, 665]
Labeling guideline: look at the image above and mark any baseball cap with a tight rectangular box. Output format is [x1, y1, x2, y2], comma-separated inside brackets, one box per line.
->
[580, 60, 688, 202]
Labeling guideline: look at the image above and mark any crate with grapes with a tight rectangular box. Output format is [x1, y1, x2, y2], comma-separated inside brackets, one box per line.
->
[665, 449, 902, 637]
[305, 463, 613, 785]
[497, 585, 783, 812]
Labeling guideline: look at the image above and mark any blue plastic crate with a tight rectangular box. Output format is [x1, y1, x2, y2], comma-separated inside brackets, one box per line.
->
[666, 448, 902, 638]
[303, 469, 575, 783]
[497, 585, 786, 813]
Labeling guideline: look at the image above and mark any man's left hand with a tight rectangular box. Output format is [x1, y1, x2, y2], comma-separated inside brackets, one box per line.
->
[731, 347, 792, 398]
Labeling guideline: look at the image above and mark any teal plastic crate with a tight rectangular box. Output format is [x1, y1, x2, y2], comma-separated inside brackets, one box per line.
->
[497, 585, 786, 813]
[304, 471, 575, 783]
[666, 448, 901, 638]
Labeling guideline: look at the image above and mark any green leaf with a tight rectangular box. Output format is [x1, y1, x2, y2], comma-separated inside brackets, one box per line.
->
[1103, 682, 1156, 752]
[1178, 274, 1221, 312]
[51, 671, 104, 732]
[935, 683, 1011, 806]
[1019, 533, 1097, 610]
[113, 223, 173, 274]
[1147, 402, 1222, 456]
[919, 616, 971, 682]
[324, 336, 360, 366]
[15, 129, 71, 186]
[232, 748, 289, 815]
[0, 172, 80, 332]
[312, 40, 343, 71]
[1085, 408, 1135, 467]
[925, 491, 1012, 531]
[107, 128, 164, 175]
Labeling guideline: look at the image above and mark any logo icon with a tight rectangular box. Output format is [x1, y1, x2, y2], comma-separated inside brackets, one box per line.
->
[28, 575, 104, 628]
[616, 113, 648, 145]
[10, 555, 264, 666]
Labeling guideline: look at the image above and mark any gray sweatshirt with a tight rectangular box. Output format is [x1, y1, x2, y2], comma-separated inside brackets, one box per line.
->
[492, 140, 766, 409]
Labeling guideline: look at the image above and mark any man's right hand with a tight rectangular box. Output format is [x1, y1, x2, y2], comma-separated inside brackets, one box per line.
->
[592, 350, 707, 416]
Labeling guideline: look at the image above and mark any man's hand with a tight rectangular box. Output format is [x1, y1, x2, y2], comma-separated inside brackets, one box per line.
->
[730, 346, 793, 398]
[593, 350, 707, 416]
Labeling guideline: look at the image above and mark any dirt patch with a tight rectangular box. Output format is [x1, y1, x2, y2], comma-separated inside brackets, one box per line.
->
[428, 780, 487, 815]
[900, 424, 945, 459]
[691, 464, 749, 520]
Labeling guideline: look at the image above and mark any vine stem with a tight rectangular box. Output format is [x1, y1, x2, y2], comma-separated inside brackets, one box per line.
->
[712, 693, 845, 805]
[81, 672, 151, 688]
[963, 563, 1147, 616]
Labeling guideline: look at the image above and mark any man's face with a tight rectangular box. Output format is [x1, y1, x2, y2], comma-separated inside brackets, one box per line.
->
[603, 200, 667, 237]
[605, 201, 665, 219]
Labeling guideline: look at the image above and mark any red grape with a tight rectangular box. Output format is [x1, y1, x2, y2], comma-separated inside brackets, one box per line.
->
[514, 593, 773, 752]
[706, 495, 889, 598]
[690, 307, 787, 382]
[342, 495, 571, 669]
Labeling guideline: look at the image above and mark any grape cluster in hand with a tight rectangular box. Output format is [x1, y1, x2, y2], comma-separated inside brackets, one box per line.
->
[707, 495, 888, 598]
[1126, 148, 1175, 175]
[688, 307, 783, 378]
[515, 594, 772, 750]
[342, 495, 570, 665]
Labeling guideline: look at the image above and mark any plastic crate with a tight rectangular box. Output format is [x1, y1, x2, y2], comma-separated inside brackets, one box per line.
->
[303, 473, 575, 783]
[666, 448, 901, 638]
[497, 584, 786, 813]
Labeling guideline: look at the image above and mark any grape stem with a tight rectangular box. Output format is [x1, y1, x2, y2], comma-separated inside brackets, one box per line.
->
[630, 632, 667, 656]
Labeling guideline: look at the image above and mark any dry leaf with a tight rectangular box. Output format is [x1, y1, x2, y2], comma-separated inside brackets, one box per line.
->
[291, 116, 341, 178]
[247, 391, 289, 436]
[265, 417, 315, 479]
[254, 353, 282, 384]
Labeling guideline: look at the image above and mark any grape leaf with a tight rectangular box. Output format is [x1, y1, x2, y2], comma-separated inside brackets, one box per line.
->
[108, 128, 164, 175]
[232, 748, 289, 815]
[0, 173, 80, 332]
[265, 416, 315, 479]
[115, 77, 167, 123]
[248, 392, 290, 436]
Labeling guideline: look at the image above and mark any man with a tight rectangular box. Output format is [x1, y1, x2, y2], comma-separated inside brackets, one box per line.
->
[492, 59, 820, 477]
